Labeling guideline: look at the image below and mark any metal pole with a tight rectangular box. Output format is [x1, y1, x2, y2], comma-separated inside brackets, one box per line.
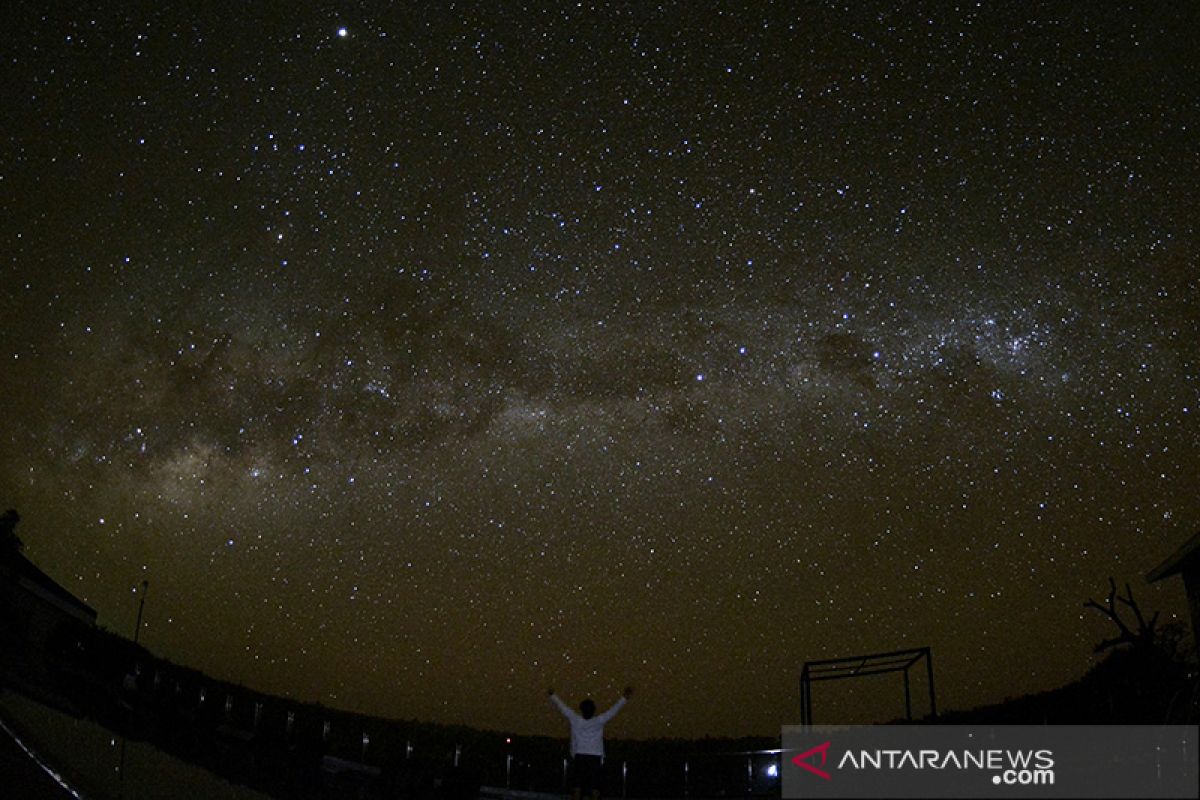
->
[924, 647, 937, 718]
[903, 668, 912, 721]
[622, 760, 628, 798]
[120, 578, 149, 800]
[801, 667, 812, 728]
[133, 580, 149, 644]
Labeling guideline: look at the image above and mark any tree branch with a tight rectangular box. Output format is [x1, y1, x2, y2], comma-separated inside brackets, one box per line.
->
[1084, 576, 1159, 653]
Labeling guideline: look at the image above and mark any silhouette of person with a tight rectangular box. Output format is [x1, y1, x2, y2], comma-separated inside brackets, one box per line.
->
[0, 509, 21, 560]
[548, 685, 632, 800]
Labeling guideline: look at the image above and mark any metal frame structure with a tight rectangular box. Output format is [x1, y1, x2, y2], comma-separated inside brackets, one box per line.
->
[800, 646, 936, 727]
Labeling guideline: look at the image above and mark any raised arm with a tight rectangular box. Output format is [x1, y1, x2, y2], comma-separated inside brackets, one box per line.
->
[595, 693, 627, 724]
[549, 691, 577, 720]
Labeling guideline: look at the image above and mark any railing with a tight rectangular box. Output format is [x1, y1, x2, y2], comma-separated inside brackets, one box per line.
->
[485, 746, 783, 798]
[5, 649, 790, 800]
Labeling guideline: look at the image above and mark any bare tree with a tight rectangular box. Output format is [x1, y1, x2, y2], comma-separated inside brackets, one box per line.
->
[1084, 577, 1160, 653]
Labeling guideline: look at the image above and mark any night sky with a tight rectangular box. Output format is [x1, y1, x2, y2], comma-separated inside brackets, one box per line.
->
[2, 2, 1198, 738]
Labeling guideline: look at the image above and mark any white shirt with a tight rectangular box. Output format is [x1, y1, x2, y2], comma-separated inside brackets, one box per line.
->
[550, 694, 626, 757]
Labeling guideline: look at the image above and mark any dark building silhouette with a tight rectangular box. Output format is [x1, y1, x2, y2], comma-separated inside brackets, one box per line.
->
[0, 541, 97, 700]
[1147, 529, 1200, 656]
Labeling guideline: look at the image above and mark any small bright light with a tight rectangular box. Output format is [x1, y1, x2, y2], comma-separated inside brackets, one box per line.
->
[766, 763, 778, 778]
[337, 27, 348, 38]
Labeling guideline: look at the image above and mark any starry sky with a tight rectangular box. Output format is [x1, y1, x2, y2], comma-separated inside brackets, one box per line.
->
[2, 2, 1198, 738]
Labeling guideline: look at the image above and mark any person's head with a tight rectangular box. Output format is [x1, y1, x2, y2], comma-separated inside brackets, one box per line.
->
[579, 698, 596, 719]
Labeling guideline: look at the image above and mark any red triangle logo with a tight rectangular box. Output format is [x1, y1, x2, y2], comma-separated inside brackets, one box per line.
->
[791, 741, 832, 781]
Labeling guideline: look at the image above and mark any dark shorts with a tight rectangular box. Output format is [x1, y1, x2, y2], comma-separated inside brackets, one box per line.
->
[571, 754, 604, 794]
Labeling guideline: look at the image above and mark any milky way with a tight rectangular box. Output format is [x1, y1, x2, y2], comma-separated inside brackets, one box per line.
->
[2, 2, 1198, 737]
